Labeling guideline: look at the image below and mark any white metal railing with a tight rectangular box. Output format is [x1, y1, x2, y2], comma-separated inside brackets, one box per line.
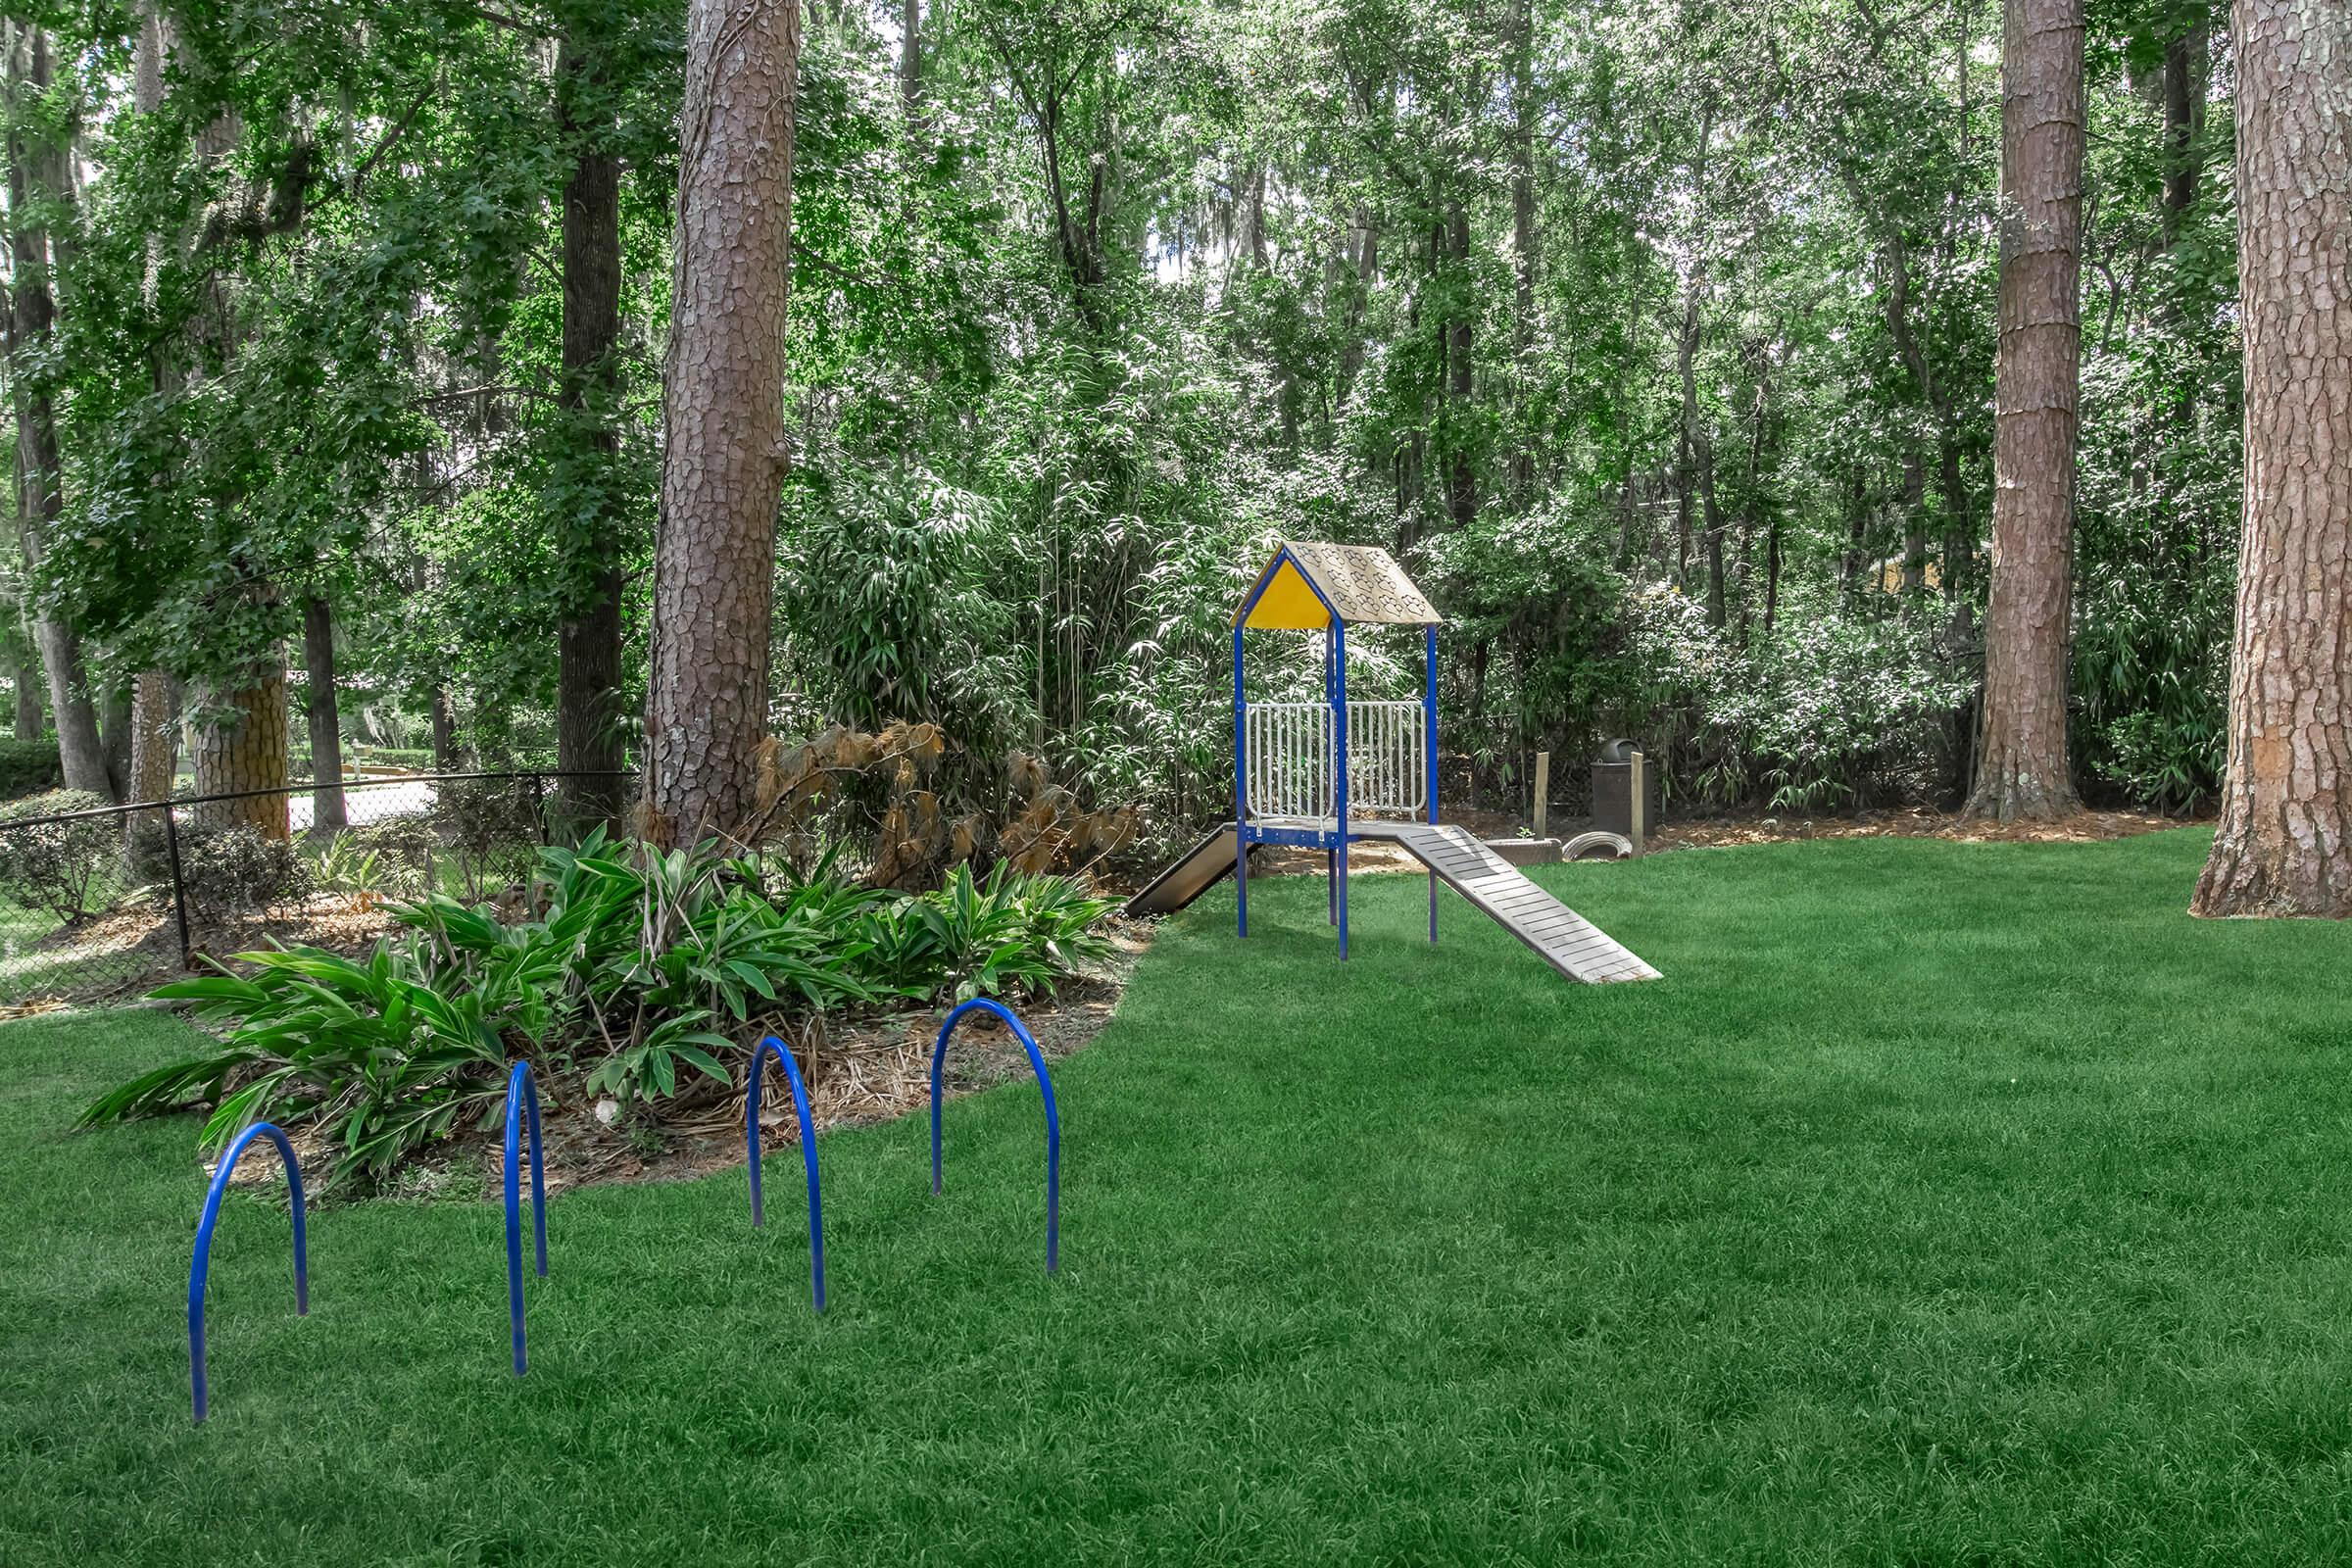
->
[1347, 700, 1426, 814]
[1243, 700, 1425, 820]
[1245, 702, 1333, 819]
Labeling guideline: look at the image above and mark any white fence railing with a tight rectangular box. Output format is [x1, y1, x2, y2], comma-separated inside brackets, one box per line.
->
[1347, 700, 1427, 814]
[1244, 700, 1425, 820]
[1245, 702, 1333, 819]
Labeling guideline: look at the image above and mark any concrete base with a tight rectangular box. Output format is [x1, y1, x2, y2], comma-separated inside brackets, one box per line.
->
[1482, 836, 1562, 867]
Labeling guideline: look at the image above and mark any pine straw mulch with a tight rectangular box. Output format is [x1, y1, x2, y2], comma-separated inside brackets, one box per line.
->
[224, 917, 1157, 1203]
[1648, 806, 2209, 851]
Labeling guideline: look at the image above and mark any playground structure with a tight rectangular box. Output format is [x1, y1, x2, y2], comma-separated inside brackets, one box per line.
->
[182, 1004, 1062, 1420]
[1126, 541, 1659, 984]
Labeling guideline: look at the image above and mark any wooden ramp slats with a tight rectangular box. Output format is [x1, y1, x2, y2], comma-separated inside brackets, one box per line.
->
[1122, 818, 1660, 986]
[1354, 820, 1662, 985]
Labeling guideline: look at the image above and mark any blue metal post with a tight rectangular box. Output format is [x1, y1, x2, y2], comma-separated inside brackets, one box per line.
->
[931, 999, 1061, 1272]
[748, 1036, 826, 1311]
[1233, 626, 1247, 939]
[504, 1061, 547, 1377]
[1333, 619, 1348, 959]
[1325, 627, 1338, 924]
[1425, 622, 1440, 945]
[187, 1121, 308, 1424]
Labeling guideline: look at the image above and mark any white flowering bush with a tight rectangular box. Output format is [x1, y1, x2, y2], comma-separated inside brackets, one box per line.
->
[1623, 586, 1973, 812]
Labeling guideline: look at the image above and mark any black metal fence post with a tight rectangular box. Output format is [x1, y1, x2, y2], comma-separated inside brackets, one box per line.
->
[528, 772, 549, 846]
[162, 804, 194, 969]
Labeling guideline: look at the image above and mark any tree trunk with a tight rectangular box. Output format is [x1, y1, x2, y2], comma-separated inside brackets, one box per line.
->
[126, 669, 177, 803]
[640, 0, 802, 845]
[302, 595, 346, 834]
[556, 28, 628, 832]
[1508, 0, 1538, 502]
[1900, 447, 1929, 596]
[101, 682, 131, 799]
[902, 0, 922, 121]
[191, 663, 290, 840]
[1966, 0, 2086, 821]
[2160, 23, 2206, 240]
[6, 24, 112, 800]
[13, 651, 43, 740]
[430, 684, 459, 769]
[1444, 202, 1475, 532]
[2190, 0, 2352, 916]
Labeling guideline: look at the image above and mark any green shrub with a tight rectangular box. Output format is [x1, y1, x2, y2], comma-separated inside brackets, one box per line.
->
[173, 822, 311, 919]
[864, 862, 1116, 1004]
[0, 737, 62, 801]
[84, 832, 1113, 1188]
[0, 789, 120, 922]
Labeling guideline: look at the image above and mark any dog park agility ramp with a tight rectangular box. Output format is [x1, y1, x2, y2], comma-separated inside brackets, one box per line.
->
[1351, 820, 1660, 985]
[1124, 818, 1659, 985]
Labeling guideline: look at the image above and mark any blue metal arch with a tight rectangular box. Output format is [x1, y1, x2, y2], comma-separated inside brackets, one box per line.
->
[747, 1034, 826, 1311]
[504, 1061, 548, 1376]
[187, 1120, 309, 1424]
[930, 998, 1061, 1273]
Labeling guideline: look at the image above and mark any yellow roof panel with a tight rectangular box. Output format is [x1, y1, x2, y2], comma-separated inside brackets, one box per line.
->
[1234, 541, 1442, 629]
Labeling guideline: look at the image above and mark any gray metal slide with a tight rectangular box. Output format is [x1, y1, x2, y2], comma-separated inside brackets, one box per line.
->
[1125, 819, 1659, 984]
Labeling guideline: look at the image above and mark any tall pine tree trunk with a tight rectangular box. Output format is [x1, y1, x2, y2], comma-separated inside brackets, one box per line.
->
[191, 662, 291, 839]
[126, 669, 177, 802]
[1966, 0, 2085, 821]
[556, 29, 627, 832]
[640, 0, 802, 844]
[6, 24, 112, 799]
[2190, 0, 2352, 915]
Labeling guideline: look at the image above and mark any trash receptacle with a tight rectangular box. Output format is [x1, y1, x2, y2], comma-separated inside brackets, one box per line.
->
[1592, 741, 1646, 855]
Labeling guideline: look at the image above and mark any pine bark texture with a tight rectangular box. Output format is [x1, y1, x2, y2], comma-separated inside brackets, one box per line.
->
[556, 30, 628, 830]
[640, 0, 802, 845]
[191, 666, 291, 840]
[2190, 0, 2352, 916]
[302, 596, 347, 834]
[126, 669, 178, 803]
[1967, 0, 2085, 820]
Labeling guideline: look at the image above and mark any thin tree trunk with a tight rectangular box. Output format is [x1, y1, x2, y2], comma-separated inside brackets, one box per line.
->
[640, 0, 803, 844]
[101, 683, 131, 798]
[902, 0, 922, 122]
[302, 596, 346, 834]
[1338, 210, 1378, 404]
[1901, 447, 1928, 596]
[6, 24, 112, 799]
[1966, 0, 2086, 821]
[1509, 0, 1538, 502]
[1445, 202, 1475, 532]
[556, 28, 628, 832]
[430, 684, 459, 769]
[2160, 23, 2206, 242]
[13, 651, 42, 739]
[126, 669, 177, 803]
[2191, 0, 2352, 915]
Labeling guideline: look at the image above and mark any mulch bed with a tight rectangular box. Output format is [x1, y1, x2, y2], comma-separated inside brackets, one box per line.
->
[223, 917, 1158, 1202]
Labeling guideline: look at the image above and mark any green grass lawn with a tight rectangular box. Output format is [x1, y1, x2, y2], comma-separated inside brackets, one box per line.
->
[8, 829, 2352, 1564]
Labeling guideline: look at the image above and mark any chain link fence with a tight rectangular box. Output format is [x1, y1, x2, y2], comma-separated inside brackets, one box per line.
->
[0, 771, 633, 1007]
